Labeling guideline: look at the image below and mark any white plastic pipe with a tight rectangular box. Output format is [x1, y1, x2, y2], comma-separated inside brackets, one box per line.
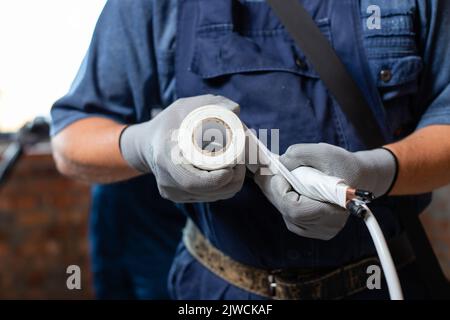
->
[290, 168, 404, 300]
[361, 202, 404, 300]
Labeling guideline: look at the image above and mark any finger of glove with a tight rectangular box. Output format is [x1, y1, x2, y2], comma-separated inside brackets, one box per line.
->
[283, 216, 343, 240]
[254, 171, 292, 203]
[254, 173, 322, 224]
[254, 168, 345, 222]
[158, 186, 238, 203]
[254, 171, 322, 220]
[216, 163, 246, 195]
[289, 207, 349, 232]
[207, 95, 240, 115]
[164, 138, 242, 193]
[165, 145, 234, 191]
[282, 195, 347, 225]
[293, 196, 349, 234]
[280, 143, 339, 171]
[282, 217, 330, 240]
[281, 144, 363, 189]
[179, 163, 245, 199]
[173, 94, 240, 115]
[172, 162, 235, 192]
[282, 192, 325, 224]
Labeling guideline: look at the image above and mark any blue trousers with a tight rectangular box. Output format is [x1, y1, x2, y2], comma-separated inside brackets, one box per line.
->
[90, 176, 185, 300]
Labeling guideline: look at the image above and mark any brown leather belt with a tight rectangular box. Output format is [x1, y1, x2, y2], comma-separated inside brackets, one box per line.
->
[183, 220, 415, 300]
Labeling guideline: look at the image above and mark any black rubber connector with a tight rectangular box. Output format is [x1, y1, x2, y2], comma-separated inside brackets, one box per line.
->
[355, 189, 375, 202]
[347, 200, 368, 219]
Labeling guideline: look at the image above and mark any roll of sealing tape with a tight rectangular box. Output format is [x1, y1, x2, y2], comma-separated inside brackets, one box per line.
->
[177, 105, 246, 171]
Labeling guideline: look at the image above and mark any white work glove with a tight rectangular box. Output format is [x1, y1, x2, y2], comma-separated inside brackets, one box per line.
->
[120, 95, 246, 203]
[255, 143, 397, 240]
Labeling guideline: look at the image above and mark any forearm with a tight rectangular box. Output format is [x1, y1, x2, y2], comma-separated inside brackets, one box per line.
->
[385, 125, 450, 195]
[51, 117, 140, 184]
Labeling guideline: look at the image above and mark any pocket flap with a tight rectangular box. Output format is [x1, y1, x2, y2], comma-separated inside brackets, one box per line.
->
[369, 55, 423, 88]
[190, 21, 332, 79]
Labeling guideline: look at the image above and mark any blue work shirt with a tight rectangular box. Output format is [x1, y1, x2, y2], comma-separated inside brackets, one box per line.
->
[52, 0, 450, 289]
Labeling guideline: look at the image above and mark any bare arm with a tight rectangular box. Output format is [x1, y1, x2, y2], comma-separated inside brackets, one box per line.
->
[52, 117, 140, 184]
[386, 125, 450, 195]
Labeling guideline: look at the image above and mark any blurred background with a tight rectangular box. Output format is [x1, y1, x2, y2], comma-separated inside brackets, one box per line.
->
[0, 0, 449, 299]
[0, 0, 106, 132]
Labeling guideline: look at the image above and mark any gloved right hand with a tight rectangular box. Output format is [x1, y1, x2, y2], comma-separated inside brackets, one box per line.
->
[120, 95, 246, 203]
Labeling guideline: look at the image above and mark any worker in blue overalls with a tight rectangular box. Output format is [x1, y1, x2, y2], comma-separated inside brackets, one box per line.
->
[51, 0, 450, 299]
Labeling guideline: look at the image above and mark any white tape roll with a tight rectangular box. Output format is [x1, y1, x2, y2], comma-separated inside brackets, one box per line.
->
[177, 105, 246, 170]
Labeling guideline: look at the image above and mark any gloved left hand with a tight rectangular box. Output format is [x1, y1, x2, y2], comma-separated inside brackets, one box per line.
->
[120, 94, 246, 203]
[255, 143, 397, 240]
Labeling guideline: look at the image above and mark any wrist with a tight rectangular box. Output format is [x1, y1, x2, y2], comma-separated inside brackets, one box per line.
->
[355, 148, 398, 198]
[380, 147, 399, 196]
[119, 122, 152, 173]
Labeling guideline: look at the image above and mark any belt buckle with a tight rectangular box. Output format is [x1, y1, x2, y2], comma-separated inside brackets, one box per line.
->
[268, 269, 283, 298]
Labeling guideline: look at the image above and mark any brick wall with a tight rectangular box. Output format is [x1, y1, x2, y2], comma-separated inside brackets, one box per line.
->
[0, 145, 92, 299]
[0, 144, 449, 299]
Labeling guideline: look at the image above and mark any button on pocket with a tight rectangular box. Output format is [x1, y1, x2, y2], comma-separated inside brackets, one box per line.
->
[380, 69, 392, 83]
[369, 56, 423, 101]
[295, 57, 307, 70]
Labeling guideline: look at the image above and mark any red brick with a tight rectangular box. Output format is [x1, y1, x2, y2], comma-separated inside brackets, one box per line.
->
[17, 211, 52, 226]
[0, 150, 92, 299]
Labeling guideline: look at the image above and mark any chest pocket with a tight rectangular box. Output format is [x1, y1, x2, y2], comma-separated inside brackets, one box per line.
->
[190, 4, 330, 80]
[187, 0, 342, 149]
[361, 1, 423, 138]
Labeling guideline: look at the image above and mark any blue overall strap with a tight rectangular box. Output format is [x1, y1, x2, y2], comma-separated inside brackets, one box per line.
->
[266, 0, 450, 299]
[267, 0, 385, 149]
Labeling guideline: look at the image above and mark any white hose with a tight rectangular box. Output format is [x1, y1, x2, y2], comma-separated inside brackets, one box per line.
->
[360, 202, 404, 300]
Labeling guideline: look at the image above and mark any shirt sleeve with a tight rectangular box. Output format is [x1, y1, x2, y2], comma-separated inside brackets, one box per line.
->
[50, 0, 160, 136]
[415, 1, 450, 129]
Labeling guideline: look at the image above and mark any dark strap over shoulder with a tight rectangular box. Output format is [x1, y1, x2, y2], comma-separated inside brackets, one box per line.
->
[266, 0, 450, 298]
